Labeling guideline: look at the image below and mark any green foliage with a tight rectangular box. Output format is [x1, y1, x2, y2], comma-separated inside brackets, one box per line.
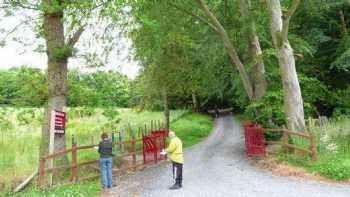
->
[16, 109, 35, 125]
[245, 91, 285, 128]
[332, 86, 350, 116]
[52, 45, 74, 61]
[102, 107, 120, 121]
[102, 107, 121, 130]
[279, 116, 350, 181]
[6, 180, 100, 197]
[170, 113, 213, 148]
[331, 48, 350, 72]
[315, 157, 350, 180]
[0, 68, 131, 108]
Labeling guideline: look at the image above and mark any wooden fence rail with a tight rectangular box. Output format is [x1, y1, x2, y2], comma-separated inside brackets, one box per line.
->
[264, 128, 317, 161]
[38, 137, 145, 187]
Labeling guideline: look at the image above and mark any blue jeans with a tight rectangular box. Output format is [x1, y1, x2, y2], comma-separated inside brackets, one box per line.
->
[100, 157, 113, 188]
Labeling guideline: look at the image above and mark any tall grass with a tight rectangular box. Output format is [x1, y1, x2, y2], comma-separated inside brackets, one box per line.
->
[281, 116, 350, 180]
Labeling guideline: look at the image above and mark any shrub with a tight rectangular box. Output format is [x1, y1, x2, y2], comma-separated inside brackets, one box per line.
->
[315, 157, 350, 180]
[245, 91, 285, 128]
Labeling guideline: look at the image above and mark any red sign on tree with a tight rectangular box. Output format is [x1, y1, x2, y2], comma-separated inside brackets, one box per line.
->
[54, 110, 66, 134]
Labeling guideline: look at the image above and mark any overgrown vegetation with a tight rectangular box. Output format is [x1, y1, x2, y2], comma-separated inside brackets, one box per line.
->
[277, 116, 350, 181]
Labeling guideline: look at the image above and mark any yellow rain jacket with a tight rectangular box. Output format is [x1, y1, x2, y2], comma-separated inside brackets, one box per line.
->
[166, 136, 184, 164]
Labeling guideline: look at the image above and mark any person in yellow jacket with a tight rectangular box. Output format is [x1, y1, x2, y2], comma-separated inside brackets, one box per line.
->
[165, 131, 184, 190]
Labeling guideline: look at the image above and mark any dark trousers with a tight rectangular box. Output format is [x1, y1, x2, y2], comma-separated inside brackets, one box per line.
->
[172, 161, 183, 186]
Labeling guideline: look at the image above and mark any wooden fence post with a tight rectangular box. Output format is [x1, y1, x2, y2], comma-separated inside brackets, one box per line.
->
[131, 135, 136, 171]
[70, 142, 78, 182]
[282, 126, 289, 154]
[309, 131, 318, 162]
[38, 158, 45, 187]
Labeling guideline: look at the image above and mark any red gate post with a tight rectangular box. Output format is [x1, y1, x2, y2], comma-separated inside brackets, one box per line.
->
[142, 134, 146, 164]
[244, 123, 266, 157]
[153, 135, 158, 163]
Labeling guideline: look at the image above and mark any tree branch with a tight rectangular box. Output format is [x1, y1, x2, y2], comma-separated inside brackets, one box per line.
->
[67, 25, 86, 47]
[282, 0, 300, 41]
[194, 0, 254, 100]
[0, 17, 40, 44]
[339, 10, 348, 35]
[3, 0, 39, 10]
[168, 2, 219, 33]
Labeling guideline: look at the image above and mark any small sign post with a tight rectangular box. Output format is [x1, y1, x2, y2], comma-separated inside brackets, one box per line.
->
[48, 110, 66, 186]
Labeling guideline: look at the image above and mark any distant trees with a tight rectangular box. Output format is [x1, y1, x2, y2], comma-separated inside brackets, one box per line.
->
[0, 68, 131, 107]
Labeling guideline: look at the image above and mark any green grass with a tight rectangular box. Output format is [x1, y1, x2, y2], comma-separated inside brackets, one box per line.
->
[5, 180, 101, 197]
[0, 108, 213, 196]
[171, 113, 213, 147]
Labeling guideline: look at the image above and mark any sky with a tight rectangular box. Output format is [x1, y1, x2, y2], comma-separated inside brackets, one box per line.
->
[0, 8, 140, 79]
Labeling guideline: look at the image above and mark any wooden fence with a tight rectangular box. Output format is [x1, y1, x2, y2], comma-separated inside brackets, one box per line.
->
[264, 127, 317, 161]
[38, 136, 146, 187]
[37, 119, 168, 188]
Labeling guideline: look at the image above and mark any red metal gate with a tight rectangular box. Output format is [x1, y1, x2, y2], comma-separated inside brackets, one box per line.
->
[244, 123, 266, 157]
[142, 130, 168, 164]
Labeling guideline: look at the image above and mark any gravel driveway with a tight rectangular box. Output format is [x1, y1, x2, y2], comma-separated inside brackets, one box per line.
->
[102, 115, 350, 197]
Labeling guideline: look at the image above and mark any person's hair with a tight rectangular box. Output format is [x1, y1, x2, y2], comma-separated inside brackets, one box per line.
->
[101, 132, 108, 140]
[168, 131, 176, 138]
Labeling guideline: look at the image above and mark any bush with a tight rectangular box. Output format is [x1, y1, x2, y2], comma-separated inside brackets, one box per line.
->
[245, 91, 285, 128]
[332, 86, 350, 116]
[102, 107, 120, 120]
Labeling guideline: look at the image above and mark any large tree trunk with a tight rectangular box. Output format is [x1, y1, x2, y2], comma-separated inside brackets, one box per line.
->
[266, 0, 306, 131]
[162, 88, 170, 131]
[39, 0, 68, 165]
[192, 90, 199, 112]
[195, 0, 254, 101]
[239, 0, 267, 100]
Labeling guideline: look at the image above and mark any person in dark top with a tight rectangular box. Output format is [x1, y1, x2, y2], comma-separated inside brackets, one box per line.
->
[214, 105, 219, 118]
[98, 133, 113, 189]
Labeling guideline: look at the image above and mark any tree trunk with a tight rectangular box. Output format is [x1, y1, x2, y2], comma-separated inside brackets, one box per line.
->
[39, 0, 68, 165]
[192, 91, 199, 112]
[266, 0, 306, 131]
[239, 0, 267, 100]
[162, 88, 170, 131]
[195, 0, 254, 101]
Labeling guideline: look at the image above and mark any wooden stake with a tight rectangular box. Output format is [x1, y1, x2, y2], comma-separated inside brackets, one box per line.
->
[38, 158, 45, 187]
[131, 135, 136, 171]
[13, 170, 38, 193]
[282, 126, 289, 154]
[70, 142, 78, 182]
[309, 131, 318, 162]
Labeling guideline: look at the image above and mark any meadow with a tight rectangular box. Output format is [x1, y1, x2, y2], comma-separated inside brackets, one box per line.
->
[0, 107, 213, 195]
